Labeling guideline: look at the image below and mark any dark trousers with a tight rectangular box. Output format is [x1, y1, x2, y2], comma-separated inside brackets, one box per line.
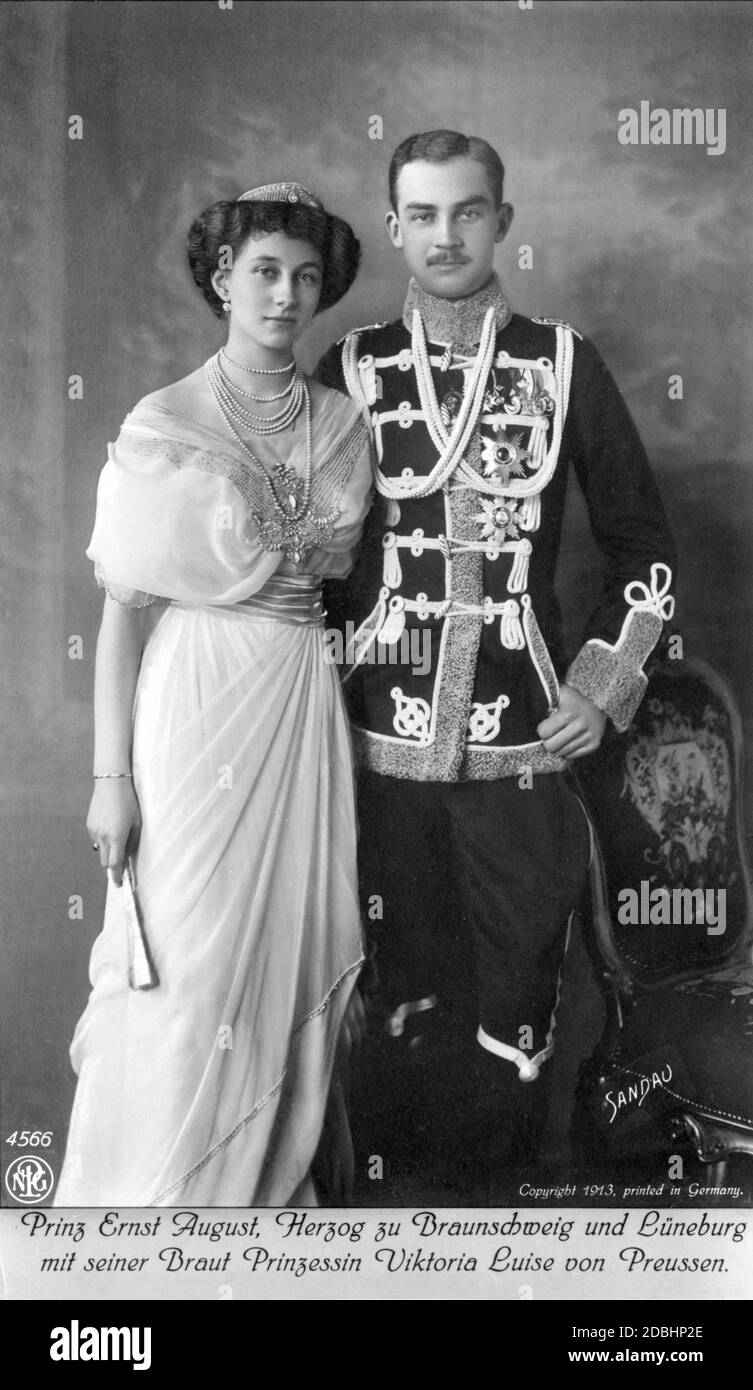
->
[348, 768, 591, 1202]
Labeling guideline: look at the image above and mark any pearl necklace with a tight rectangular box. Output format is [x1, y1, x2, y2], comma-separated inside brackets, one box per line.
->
[205, 357, 337, 565]
[221, 374, 297, 403]
[219, 348, 296, 400]
[206, 352, 304, 434]
[221, 348, 295, 375]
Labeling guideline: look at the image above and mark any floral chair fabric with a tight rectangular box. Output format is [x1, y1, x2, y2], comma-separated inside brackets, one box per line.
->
[574, 657, 753, 1162]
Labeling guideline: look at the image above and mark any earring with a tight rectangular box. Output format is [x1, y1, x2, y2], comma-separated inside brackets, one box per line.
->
[222, 301, 231, 314]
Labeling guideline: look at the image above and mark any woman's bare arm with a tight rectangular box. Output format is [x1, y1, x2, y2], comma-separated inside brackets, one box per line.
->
[86, 595, 159, 884]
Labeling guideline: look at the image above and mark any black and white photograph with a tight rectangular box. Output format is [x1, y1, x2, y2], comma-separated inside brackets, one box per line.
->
[1, 0, 752, 1311]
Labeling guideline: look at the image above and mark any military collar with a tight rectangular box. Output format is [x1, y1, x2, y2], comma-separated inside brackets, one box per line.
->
[402, 273, 512, 350]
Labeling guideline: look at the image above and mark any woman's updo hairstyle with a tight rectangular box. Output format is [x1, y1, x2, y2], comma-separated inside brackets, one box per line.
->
[187, 183, 361, 319]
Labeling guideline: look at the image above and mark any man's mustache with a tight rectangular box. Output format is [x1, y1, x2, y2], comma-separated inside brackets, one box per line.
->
[426, 253, 471, 266]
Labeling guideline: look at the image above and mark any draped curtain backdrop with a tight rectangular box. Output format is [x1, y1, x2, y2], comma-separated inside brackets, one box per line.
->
[2, 0, 751, 1174]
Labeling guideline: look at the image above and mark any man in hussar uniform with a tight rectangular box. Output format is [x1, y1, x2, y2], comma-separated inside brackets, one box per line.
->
[317, 129, 677, 1201]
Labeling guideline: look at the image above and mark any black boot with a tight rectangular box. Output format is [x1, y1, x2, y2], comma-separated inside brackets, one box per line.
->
[472, 1045, 555, 1203]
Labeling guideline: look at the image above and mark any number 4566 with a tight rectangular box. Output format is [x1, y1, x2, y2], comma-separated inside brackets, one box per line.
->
[5, 1131, 52, 1147]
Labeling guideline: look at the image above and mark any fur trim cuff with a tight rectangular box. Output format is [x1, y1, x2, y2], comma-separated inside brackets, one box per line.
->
[566, 609, 663, 731]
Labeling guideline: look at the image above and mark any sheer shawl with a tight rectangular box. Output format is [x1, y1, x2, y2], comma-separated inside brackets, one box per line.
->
[87, 384, 372, 607]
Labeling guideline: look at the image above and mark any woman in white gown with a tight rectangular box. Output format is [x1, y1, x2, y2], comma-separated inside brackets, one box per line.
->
[55, 182, 372, 1207]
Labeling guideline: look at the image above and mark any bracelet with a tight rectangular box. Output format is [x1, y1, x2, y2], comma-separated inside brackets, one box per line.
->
[93, 772, 133, 779]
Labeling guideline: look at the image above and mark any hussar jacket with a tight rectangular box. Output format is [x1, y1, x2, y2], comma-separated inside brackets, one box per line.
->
[316, 277, 677, 781]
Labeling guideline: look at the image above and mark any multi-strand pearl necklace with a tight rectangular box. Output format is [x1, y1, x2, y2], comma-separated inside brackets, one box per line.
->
[207, 351, 304, 434]
[219, 348, 298, 404]
[205, 351, 324, 564]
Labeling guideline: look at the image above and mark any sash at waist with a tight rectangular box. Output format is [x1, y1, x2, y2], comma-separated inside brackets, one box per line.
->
[241, 573, 324, 626]
[170, 574, 325, 627]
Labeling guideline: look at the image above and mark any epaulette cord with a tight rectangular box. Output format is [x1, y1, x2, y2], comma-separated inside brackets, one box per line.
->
[531, 316, 584, 341]
[337, 322, 389, 345]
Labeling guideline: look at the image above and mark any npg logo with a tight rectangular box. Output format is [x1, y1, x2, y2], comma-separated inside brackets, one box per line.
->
[4, 1156, 54, 1204]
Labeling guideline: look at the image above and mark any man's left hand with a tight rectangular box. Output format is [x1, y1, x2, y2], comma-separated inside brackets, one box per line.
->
[537, 683, 607, 759]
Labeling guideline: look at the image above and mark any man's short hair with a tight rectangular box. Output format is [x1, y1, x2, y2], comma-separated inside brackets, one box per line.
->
[388, 130, 505, 212]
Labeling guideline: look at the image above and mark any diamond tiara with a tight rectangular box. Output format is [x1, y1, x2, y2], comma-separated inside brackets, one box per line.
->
[237, 182, 323, 209]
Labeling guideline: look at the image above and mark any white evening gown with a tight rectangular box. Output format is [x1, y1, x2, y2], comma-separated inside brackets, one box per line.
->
[55, 384, 372, 1206]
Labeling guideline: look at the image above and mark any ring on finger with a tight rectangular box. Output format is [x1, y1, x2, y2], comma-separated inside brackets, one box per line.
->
[91, 842, 100, 852]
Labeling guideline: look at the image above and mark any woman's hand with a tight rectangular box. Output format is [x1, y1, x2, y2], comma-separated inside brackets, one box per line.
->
[86, 779, 142, 886]
[537, 683, 607, 760]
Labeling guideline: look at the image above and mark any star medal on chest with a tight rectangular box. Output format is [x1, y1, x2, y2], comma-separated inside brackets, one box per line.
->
[474, 497, 526, 546]
[481, 429, 532, 485]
